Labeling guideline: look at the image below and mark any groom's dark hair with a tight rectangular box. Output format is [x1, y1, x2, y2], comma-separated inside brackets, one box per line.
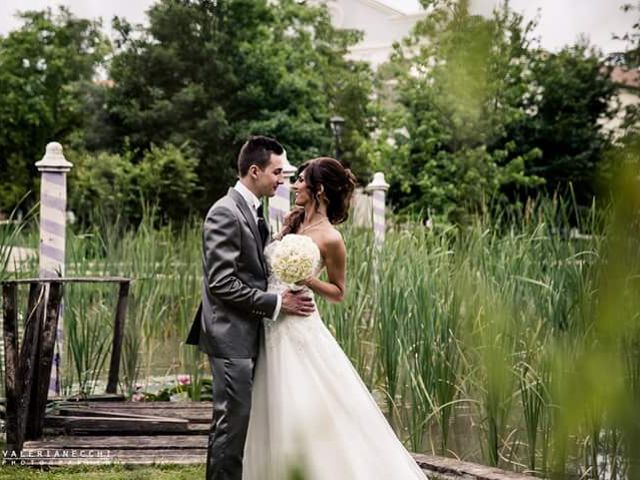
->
[238, 135, 284, 177]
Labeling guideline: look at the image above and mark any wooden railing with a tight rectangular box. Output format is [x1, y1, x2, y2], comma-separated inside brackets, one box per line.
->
[1, 276, 131, 453]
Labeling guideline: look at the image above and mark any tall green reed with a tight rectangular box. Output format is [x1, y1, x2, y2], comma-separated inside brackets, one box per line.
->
[5, 188, 638, 479]
[319, 224, 376, 386]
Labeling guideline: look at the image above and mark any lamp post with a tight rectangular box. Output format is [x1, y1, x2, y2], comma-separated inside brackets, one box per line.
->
[329, 115, 345, 162]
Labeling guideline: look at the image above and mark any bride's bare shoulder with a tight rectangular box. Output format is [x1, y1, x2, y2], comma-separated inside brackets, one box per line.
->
[316, 227, 345, 256]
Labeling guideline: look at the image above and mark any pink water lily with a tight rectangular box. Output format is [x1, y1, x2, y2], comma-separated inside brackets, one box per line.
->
[177, 374, 191, 385]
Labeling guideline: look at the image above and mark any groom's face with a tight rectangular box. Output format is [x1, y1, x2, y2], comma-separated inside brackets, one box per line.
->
[254, 153, 285, 198]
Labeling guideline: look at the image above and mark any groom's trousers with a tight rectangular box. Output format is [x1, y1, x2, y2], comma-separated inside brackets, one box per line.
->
[207, 356, 256, 480]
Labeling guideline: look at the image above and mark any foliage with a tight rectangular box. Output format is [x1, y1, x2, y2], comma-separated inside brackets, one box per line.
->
[67, 144, 200, 224]
[506, 44, 618, 206]
[130, 376, 212, 402]
[0, 1, 373, 221]
[67, 150, 136, 223]
[372, 0, 617, 223]
[0, 200, 34, 282]
[135, 143, 201, 221]
[0, 0, 622, 224]
[6, 191, 640, 475]
[0, 7, 109, 212]
[91, 0, 374, 213]
[371, 0, 544, 223]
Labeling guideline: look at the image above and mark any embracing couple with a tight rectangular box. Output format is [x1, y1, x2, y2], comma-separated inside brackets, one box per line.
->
[187, 136, 426, 480]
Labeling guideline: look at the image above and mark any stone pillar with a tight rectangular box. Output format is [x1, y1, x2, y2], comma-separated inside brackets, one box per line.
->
[365, 172, 390, 247]
[35, 142, 72, 396]
[269, 149, 297, 233]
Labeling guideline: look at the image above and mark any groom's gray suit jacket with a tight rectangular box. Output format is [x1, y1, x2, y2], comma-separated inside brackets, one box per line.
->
[186, 187, 278, 358]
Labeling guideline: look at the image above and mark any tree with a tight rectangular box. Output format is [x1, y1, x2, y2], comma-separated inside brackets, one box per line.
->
[67, 143, 200, 224]
[371, 0, 543, 223]
[371, 0, 618, 222]
[507, 44, 618, 206]
[0, 7, 109, 212]
[96, 0, 374, 212]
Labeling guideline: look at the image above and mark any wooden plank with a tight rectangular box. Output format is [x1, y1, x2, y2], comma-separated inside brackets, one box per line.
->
[18, 283, 44, 442]
[29, 281, 63, 439]
[45, 415, 190, 435]
[412, 454, 537, 480]
[25, 288, 45, 440]
[56, 406, 197, 421]
[24, 434, 208, 450]
[2, 283, 20, 452]
[105, 407, 210, 423]
[56, 406, 211, 423]
[29, 337, 122, 436]
[46, 414, 188, 425]
[55, 401, 211, 409]
[42, 423, 210, 436]
[187, 423, 209, 433]
[106, 281, 129, 394]
[1, 277, 130, 285]
[57, 393, 126, 402]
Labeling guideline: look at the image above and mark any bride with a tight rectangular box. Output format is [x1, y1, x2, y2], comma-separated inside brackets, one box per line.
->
[243, 157, 427, 479]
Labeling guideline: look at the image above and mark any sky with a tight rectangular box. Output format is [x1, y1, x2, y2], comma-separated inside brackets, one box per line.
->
[0, 0, 636, 55]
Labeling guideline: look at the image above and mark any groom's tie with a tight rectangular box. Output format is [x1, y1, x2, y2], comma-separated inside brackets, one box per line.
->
[256, 204, 269, 245]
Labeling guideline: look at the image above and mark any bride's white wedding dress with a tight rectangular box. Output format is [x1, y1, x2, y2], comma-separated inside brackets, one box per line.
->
[243, 238, 427, 480]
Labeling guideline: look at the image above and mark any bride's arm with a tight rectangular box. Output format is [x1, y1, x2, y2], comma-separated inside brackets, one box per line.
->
[301, 236, 346, 303]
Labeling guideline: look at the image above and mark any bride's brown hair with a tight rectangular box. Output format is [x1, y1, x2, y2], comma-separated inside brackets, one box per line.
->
[282, 157, 356, 236]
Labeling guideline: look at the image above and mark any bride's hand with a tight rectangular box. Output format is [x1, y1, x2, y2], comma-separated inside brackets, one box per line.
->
[296, 277, 314, 289]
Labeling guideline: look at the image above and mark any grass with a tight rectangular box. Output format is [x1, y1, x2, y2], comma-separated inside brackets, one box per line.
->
[0, 465, 205, 480]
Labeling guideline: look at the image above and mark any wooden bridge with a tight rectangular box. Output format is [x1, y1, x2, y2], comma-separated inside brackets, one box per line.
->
[21, 398, 211, 465]
[1, 276, 130, 456]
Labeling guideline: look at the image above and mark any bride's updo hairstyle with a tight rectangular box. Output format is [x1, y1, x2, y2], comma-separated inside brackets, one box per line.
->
[283, 157, 357, 235]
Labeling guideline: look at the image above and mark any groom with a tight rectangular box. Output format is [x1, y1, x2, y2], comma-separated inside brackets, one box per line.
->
[186, 135, 315, 480]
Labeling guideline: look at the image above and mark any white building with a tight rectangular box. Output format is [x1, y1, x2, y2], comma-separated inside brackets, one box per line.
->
[311, 0, 427, 68]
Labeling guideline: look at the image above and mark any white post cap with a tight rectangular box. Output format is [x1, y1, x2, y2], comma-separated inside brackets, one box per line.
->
[365, 172, 389, 192]
[281, 149, 297, 177]
[35, 142, 73, 172]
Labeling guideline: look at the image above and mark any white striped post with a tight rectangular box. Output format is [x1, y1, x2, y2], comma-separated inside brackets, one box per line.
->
[365, 172, 390, 248]
[35, 142, 72, 396]
[268, 149, 297, 233]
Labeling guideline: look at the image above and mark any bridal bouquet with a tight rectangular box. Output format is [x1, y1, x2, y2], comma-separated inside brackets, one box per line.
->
[270, 234, 319, 287]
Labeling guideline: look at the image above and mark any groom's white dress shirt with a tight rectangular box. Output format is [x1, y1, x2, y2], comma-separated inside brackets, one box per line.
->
[234, 180, 282, 321]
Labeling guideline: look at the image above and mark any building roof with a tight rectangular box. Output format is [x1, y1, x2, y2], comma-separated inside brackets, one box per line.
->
[312, 0, 424, 17]
[371, 0, 424, 15]
[610, 66, 640, 89]
[357, 0, 406, 16]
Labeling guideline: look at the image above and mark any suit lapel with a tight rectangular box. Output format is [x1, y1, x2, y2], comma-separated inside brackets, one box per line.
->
[228, 188, 268, 274]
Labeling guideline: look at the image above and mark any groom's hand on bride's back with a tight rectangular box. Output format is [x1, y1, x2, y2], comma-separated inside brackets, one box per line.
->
[281, 289, 315, 316]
